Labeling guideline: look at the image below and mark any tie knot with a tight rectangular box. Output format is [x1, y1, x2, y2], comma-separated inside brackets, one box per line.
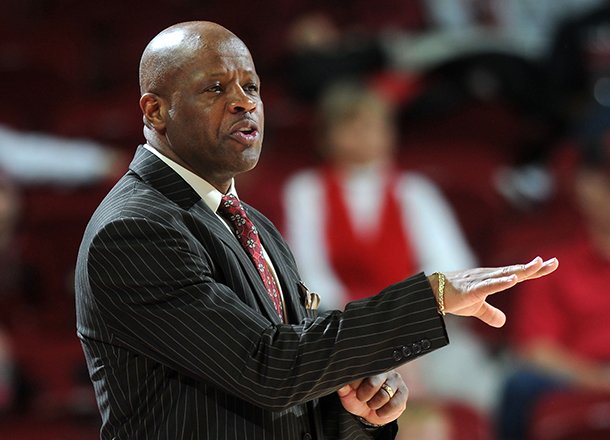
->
[219, 194, 244, 216]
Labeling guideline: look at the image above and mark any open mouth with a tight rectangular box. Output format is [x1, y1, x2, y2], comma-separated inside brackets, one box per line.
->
[230, 120, 260, 144]
[239, 127, 256, 135]
[231, 126, 259, 144]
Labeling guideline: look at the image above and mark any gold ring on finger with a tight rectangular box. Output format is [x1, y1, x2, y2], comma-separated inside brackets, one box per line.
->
[380, 383, 395, 399]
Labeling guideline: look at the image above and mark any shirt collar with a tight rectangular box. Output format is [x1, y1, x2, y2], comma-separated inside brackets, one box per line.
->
[143, 144, 237, 212]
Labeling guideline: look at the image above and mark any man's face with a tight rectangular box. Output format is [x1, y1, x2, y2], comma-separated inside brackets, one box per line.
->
[162, 37, 264, 188]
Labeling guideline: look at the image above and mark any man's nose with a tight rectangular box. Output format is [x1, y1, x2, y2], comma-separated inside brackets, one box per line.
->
[228, 87, 257, 113]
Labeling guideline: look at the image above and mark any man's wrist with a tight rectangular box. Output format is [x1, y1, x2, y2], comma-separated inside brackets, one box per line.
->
[356, 416, 399, 439]
[429, 272, 446, 315]
[357, 416, 385, 429]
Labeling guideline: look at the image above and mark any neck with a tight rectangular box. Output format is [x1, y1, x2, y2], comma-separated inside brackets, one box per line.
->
[144, 141, 234, 194]
[211, 179, 232, 194]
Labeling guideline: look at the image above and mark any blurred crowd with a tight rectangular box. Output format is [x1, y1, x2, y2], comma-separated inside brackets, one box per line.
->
[2, 0, 610, 439]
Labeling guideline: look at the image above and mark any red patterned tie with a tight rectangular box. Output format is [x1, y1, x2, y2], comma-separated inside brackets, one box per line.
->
[218, 194, 283, 320]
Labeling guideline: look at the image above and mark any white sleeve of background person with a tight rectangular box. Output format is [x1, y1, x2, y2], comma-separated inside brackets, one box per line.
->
[397, 172, 502, 411]
[282, 170, 347, 311]
[397, 172, 477, 273]
[0, 125, 112, 184]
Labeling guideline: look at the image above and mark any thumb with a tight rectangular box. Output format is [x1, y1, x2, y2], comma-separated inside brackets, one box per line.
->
[337, 384, 352, 397]
[475, 302, 506, 328]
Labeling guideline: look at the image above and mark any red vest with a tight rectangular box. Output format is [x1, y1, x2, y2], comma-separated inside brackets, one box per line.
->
[323, 168, 417, 301]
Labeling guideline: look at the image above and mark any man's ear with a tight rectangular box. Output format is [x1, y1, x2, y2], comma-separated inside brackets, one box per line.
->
[140, 93, 167, 133]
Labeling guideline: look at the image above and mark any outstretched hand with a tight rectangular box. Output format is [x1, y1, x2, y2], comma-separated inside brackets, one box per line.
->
[337, 370, 408, 427]
[429, 256, 559, 328]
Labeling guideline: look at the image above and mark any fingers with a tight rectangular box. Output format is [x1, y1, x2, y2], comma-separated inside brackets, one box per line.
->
[467, 274, 519, 297]
[376, 380, 408, 420]
[337, 384, 352, 398]
[487, 256, 558, 282]
[483, 256, 541, 279]
[339, 371, 409, 426]
[356, 372, 407, 412]
[469, 258, 557, 327]
[465, 257, 558, 298]
[337, 378, 364, 398]
[510, 256, 548, 281]
[524, 257, 559, 280]
[355, 373, 388, 403]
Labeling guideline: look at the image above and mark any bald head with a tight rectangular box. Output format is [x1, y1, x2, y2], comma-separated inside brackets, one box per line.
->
[139, 21, 249, 96]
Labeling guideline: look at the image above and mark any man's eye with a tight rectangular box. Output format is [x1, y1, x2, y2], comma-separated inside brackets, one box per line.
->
[244, 83, 259, 93]
[207, 85, 223, 93]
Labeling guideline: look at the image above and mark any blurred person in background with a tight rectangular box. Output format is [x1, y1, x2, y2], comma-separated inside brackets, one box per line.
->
[497, 110, 610, 439]
[546, 0, 610, 119]
[0, 124, 127, 419]
[283, 81, 502, 439]
[284, 12, 388, 103]
[283, 81, 475, 310]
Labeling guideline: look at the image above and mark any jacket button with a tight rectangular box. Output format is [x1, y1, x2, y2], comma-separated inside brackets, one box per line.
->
[303, 434, 312, 440]
[392, 349, 403, 361]
[402, 345, 412, 358]
[412, 342, 422, 354]
[421, 338, 431, 350]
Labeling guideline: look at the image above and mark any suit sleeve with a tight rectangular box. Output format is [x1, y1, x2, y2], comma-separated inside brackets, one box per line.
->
[82, 216, 449, 412]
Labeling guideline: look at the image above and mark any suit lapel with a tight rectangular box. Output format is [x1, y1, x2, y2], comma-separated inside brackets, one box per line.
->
[129, 145, 201, 208]
[129, 146, 282, 324]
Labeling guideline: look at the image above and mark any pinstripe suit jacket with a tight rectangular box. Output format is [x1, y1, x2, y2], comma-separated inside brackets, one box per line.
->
[75, 146, 450, 440]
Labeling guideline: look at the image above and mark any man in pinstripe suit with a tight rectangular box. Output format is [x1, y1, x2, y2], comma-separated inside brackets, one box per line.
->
[75, 21, 558, 439]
